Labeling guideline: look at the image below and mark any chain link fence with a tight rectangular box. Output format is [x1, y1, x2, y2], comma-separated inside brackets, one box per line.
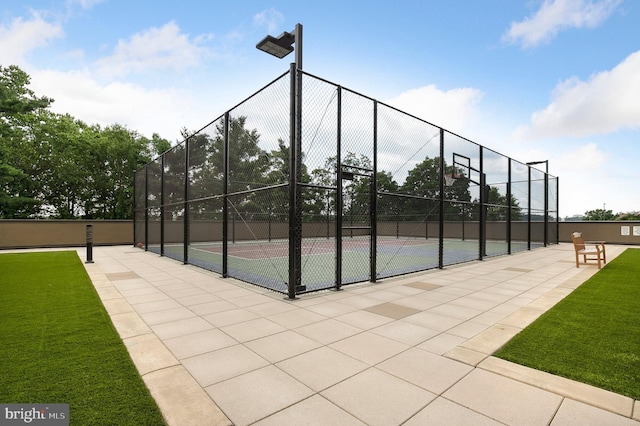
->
[134, 69, 559, 297]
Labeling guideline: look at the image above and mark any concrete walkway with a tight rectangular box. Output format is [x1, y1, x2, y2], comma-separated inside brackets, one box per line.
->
[76, 244, 639, 425]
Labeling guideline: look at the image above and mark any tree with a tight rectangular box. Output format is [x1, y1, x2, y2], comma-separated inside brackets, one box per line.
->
[375, 170, 400, 219]
[181, 116, 272, 220]
[616, 211, 640, 220]
[474, 186, 523, 221]
[10, 114, 154, 219]
[0, 65, 52, 217]
[583, 209, 616, 221]
[262, 139, 317, 221]
[340, 152, 372, 224]
[27, 111, 92, 218]
[149, 133, 172, 157]
[309, 153, 374, 224]
[399, 156, 471, 221]
[0, 65, 52, 114]
[87, 124, 155, 219]
[1, 65, 161, 219]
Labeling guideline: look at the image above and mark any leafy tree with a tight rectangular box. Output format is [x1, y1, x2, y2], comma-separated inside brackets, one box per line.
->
[0, 65, 52, 217]
[1, 65, 162, 219]
[399, 156, 471, 221]
[28, 111, 91, 218]
[375, 170, 401, 219]
[181, 116, 272, 220]
[308, 156, 337, 222]
[0, 65, 52, 114]
[149, 133, 172, 157]
[583, 209, 616, 221]
[307, 153, 401, 227]
[472, 186, 523, 221]
[0, 162, 38, 217]
[262, 139, 316, 221]
[186, 130, 223, 205]
[339, 152, 372, 224]
[616, 211, 640, 220]
[309, 153, 374, 224]
[88, 124, 155, 219]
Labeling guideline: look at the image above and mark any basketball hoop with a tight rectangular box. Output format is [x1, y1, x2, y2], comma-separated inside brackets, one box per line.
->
[444, 174, 456, 187]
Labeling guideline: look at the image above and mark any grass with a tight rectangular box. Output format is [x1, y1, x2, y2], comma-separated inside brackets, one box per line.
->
[0, 251, 166, 425]
[495, 248, 640, 399]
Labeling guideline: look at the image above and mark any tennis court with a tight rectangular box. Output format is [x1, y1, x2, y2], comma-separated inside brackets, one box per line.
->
[154, 236, 532, 293]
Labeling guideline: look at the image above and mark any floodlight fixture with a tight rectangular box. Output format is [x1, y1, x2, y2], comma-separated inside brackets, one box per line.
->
[256, 32, 295, 59]
[256, 23, 302, 69]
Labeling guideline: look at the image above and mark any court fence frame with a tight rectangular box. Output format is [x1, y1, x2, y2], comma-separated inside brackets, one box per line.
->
[134, 67, 559, 298]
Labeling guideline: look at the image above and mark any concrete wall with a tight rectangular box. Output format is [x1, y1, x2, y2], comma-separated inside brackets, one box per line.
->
[1, 219, 638, 250]
[558, 221, 640, 245]
[0, 220, 132, 249]
[150, 220, 628, 245]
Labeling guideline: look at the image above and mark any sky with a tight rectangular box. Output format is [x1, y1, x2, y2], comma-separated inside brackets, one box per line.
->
[1, 0, 638, 217]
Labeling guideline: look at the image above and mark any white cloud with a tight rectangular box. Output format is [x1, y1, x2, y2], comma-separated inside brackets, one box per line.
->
[253, 9, 285, 34]
[514, 50, 640, 140]
[0, 13, 64, 65]
[65, 0, 105, 10]
[557, 142, 606, 170]
[385, 84, 484, 134]
[503, 0, 621, 48]
[554, 142, 611, 215]
[94, 21, 213, 77]
[67, 0, 105, 10]
[30, 69, 192, 141]
[2, 15, 232, 142]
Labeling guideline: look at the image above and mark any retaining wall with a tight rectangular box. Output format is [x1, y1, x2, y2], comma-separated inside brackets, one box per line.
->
[1, 219, 638, 249]
[0, 220, 132, 249]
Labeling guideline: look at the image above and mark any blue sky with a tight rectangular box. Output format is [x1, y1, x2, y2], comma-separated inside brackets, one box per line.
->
[1, 0, 638, 217]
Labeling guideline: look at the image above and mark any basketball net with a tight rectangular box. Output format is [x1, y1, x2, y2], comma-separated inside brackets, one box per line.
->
[444, 174, 456, 187]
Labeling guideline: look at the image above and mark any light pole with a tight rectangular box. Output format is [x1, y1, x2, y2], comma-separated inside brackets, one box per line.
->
[256, 24, 303, 299]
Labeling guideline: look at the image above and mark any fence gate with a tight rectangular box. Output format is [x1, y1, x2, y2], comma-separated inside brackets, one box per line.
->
[337, 163, 376, 287]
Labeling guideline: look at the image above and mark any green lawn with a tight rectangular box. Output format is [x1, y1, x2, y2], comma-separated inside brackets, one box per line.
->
[0, 251, 166, 425]
[495, 248, 640, 399]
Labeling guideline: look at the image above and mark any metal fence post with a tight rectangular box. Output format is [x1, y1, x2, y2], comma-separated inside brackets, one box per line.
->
[287, 63, 301, 299]
[132, 170, 137, 247]
[479, 146, 486, 260]
[144, 164, 149, 251]
[438, 128, 445, 269]
[556, 176, 560, 244]
[223, 112, 229, 278]
[527, 165, 532, 250]
[507, 158, 512, 254]
[544, 172, 549, 247]
[160, 154, 165, 256]
[183, 138, 190, 264]
[335, 86, 343, 291]
[370, 101, 378, 283]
